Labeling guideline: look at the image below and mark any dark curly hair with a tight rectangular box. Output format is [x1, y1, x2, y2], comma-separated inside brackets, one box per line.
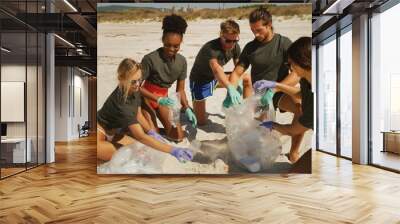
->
[287, 37, 311, 70]
[162, 14, 188, 38]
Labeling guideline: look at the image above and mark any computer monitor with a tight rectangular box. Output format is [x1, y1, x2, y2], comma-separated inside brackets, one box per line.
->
[1, 123, 7, 138]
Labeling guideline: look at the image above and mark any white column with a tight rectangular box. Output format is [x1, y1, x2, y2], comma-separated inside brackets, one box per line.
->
[46, 1, 55, 163]
[352, 14, 369, 164]
[312, 45, 317, 150]
[54, 67, 72, 141]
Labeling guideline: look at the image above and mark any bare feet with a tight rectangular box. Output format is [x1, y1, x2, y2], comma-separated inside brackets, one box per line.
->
[289, 152, 300, 163]
[284, 152, 300, 164]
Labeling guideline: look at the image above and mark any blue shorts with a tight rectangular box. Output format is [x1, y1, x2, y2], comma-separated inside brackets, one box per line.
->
[190, 79, 218, 101]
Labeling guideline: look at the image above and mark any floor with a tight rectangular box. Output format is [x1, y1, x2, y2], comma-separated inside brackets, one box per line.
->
[0, 135, 399, 223]
[0, 167, 25, 177]
[1, 163, 44, 178]
[372, 150, 400, 171]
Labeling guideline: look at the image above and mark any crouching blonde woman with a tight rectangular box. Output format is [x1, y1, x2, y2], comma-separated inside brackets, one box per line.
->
[97, 58, 193, 162]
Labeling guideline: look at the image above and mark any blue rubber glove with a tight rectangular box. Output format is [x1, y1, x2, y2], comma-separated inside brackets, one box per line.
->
[222, 95, 231, 108]
[170, 147, 194, 162]
[225, 85, 242, 108]
[147, 130, 166, 143]
[253, 80, 276, 92]
[260, 121, 274, 131]
[157, 97, 175, 107]
[237, 79, 244, 96]
[185, 108, 197, 128]
[260, 89, 274, 106]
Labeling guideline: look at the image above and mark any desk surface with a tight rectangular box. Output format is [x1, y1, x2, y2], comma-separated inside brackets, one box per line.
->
[381, 131, 400, 134]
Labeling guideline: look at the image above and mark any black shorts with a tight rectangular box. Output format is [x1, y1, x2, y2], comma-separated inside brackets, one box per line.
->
[273, 92, 286, 113]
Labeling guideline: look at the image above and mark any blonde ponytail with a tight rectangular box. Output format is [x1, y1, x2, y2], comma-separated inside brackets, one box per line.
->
[117, 58, 141, 102]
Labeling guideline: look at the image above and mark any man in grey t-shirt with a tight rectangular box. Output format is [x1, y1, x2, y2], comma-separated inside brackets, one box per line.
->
[224, 7, 299, 110]
[189, 19, 252, 125]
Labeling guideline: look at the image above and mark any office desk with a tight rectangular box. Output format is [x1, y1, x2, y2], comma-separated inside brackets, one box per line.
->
[381, 131, 400, 154]
[1, 138, 31, 163]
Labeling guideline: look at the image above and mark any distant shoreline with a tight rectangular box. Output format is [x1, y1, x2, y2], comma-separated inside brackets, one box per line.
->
[98, 16, 311, 25]
[98, 4, 311, 23]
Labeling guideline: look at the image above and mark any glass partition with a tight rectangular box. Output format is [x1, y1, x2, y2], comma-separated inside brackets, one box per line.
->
[317, 35, 337, 155]
[339, 27, 352, 158]
[0, 1, 46, 179]
[1, 28, 28, 178]
[370, 3, 400, 171]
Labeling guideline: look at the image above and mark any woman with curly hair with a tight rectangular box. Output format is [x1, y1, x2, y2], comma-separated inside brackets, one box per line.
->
[140, 14, 196, 142]
[254, 37, 313, 163]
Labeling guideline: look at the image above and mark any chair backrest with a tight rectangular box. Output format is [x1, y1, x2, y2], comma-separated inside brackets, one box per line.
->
[82, 121, 90, 129]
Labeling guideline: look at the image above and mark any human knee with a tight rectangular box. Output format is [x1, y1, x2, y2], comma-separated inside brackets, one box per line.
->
[293, 103, 302, 117]
[278, 95, 297, 114]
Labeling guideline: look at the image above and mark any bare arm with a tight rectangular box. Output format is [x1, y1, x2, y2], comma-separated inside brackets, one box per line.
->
[128, 123, 172, 153]
[176, 79, 190, 110]
[137, 107, 151, 133]
[277, 71, 300, 88]
[274, 71, 301, 102]
[275, 82, 301, 97]
[140, 86, 160, 101]
[228, 64, 246, 87]
[210, 59, 231, 88]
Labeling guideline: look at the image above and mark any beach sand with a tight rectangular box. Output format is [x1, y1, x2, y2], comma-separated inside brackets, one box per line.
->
[97, 18, 313, 173]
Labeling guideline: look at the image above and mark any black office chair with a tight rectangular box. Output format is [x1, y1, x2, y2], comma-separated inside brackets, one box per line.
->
[79, 121, 90, 138]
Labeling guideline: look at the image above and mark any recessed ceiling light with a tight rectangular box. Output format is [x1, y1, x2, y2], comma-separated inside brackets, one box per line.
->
[63, 0, 78, 12]
[323, 0, 354, 15]
[1, 47, 11, 53]
[78, 67, 93, 76]
[54, 34, 75, 48]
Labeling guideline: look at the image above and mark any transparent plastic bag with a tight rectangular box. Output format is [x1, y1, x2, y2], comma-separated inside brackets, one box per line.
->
[168, 92, 181, 127]
[223, 94, 282, 172]
[97, 142, 167, 174]
[97, 141, 229, 174]
[253, 88, 276, 121]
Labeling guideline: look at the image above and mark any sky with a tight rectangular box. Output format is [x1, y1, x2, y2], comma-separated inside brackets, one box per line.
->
[97, 2, 271, 10]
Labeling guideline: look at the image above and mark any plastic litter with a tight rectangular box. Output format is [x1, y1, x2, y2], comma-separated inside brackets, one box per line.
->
[98, 142, 164, 174]
[98, 90, 282, 174]
[97, 141, 228, 174]
[168, 92, 181, 127]
[223, 92, 282, 172]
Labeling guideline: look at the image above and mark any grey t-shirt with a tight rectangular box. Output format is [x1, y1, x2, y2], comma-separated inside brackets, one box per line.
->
[190, 38, 241, 84]
[298, 78, 313, 130]
[238, 33, 292, 83]
[97, 87, 141, 129]
[141, 48, 187, 88]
